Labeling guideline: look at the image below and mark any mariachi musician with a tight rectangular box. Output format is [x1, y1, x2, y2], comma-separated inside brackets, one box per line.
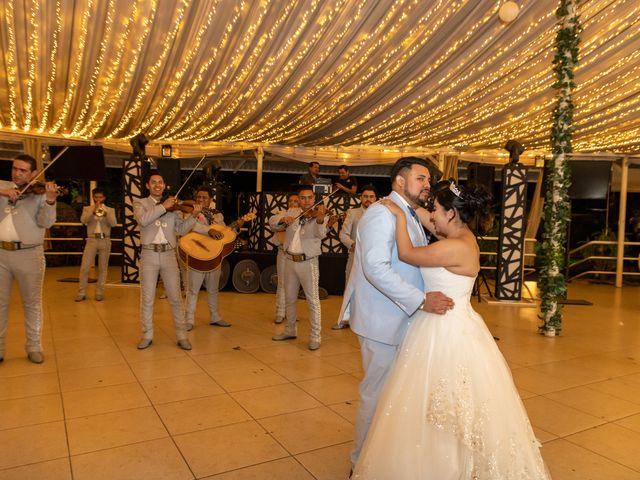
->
[133, 171, 202, 351]
[76, 187, 117, 302]
[183, 186, 244, 330]
[268, 192, 300, 325]
[0, 154, 58, 364]
[270, 185, 328, 351]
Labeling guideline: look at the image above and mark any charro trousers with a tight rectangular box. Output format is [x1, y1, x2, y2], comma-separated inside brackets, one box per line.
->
[185, 267, 222, 326]
[275, 248, 286, 318]
[139, 249, 187, 341]
[77, 238, 111, 296]
[282, 256, 321, 343]
[0, 246, 46, 356]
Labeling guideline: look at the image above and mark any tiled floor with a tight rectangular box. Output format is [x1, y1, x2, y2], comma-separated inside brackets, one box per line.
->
[0, 267, 639, 479]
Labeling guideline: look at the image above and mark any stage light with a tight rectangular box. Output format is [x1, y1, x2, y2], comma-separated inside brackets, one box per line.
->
[161, 144, 172, 157]
[129, 133, 148, 158]
[504, 139, 525, 163]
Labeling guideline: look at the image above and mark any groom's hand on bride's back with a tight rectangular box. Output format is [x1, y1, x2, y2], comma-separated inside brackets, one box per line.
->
[422, 292, 454, 315]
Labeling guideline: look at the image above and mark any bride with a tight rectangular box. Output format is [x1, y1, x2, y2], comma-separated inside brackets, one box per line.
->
[353, 180, 550, 479]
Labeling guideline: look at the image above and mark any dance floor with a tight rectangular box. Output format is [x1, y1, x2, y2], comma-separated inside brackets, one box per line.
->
[0, 266, 639, 479]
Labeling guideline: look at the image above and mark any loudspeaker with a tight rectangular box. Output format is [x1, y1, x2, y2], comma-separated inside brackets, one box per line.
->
[569, 161, 611, 200]
[47, 146, 107, 180]
[156, 158, 181, 195]
[467, 164, 494, 190]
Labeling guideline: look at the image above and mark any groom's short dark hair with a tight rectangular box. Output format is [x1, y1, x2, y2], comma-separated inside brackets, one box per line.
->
[390, 157, 430, 185]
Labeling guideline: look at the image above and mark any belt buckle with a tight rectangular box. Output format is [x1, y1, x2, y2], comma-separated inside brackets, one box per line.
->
[290, 253, 305, 262]
[1, 241, 17, 251]
[94, 233, 105, 239]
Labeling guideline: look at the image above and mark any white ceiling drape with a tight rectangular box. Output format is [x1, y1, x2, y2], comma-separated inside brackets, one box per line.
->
[0, 0, 639, 163]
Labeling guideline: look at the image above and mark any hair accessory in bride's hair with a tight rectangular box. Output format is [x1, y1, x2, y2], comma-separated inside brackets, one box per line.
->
[449, 180, 463, 199]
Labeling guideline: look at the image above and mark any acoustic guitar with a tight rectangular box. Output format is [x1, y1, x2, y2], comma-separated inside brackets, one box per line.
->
[178, 213, 255, 272]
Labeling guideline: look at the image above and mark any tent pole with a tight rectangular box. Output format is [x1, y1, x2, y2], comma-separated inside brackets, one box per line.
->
[255, 147, 264, 193]
[616, 156, 629, 287]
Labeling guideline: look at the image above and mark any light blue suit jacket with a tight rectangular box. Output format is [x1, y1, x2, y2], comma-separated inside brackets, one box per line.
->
[339, 191, 427, 346]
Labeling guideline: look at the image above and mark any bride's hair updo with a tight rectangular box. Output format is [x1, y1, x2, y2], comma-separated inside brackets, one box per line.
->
[429, 179, 493, 234]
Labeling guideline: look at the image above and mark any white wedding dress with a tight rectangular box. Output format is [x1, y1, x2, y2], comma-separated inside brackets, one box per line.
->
[353, 267, 550, 480]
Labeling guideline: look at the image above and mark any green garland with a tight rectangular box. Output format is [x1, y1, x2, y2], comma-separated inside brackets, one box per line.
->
[539, 0, 581, 336]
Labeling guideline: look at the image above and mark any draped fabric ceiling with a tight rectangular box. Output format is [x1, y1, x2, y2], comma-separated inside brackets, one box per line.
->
[0, 0, 639, 166]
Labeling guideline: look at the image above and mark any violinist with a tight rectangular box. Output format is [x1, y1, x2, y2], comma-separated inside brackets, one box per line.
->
[270, 185, 328, 351]
[268, 192, 299, 325]
[75, 188, 117, 302]
[133, 171, 202, 351]
[184, 187, 240, 330]
[0, 154, 58, 364]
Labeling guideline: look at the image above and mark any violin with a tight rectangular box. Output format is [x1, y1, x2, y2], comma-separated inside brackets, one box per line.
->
[18, 181, 63, 196]
[164, 199, 196, 214]
[302, 206, 325, 219]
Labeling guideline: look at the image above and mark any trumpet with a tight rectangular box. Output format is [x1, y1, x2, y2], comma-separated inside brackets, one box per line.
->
[94, 205, 106, 217]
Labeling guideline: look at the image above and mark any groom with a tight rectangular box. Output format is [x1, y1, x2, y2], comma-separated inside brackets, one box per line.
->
[339, 157, 454, 470]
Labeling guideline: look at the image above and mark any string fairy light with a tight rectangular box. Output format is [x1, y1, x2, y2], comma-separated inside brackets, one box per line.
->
[0, 0, 638, 155]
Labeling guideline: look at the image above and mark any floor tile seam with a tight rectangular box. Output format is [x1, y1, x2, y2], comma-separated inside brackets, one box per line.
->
[562, 435, 640, 473]
[67, 431, 171, 458]
[537, 392, 640, 419]
[0, 390, 64, 404]
[68, 434, 194, 475]
[543, 386, 640, 409]
[189, 455, 309, 480]
[59, 378, 140, 394]
[56, 359, 129, 373]
[253, 404, 350, 425]
[527, 392, 608, 422]
[294, 372, 358, 385]
[290, 439, 354, 457]
[237, 402, 333, 422]
[583, 382, 640, 403]
[0, 417, 68, 434]
[165, 414, 274, 438]
[325, 404, 357, 425]
[147, 391, 231, 406]
[63, 404, 164, 422]
[606, 419, 640, 438]
[291, 384, 359, 407]
[0, 454, 70, 474]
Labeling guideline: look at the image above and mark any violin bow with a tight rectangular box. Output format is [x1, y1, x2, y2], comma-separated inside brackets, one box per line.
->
[17, 146, 69, 196]
[172, 154, 210, 200]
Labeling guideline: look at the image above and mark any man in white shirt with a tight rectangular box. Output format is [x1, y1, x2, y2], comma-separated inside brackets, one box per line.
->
[133, 172, 201, 351]
[269, 193, 299, 324]
[0, 154, 57, 364]
[76, 188, 117, 302]
[270, 186, 327, 350]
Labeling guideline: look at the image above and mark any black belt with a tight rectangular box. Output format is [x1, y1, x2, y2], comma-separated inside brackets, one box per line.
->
[142, 244, 173, 252]
[93, 233, 109, 239]
[0, 241, 39, 251]
[285, 252, 308, 262]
